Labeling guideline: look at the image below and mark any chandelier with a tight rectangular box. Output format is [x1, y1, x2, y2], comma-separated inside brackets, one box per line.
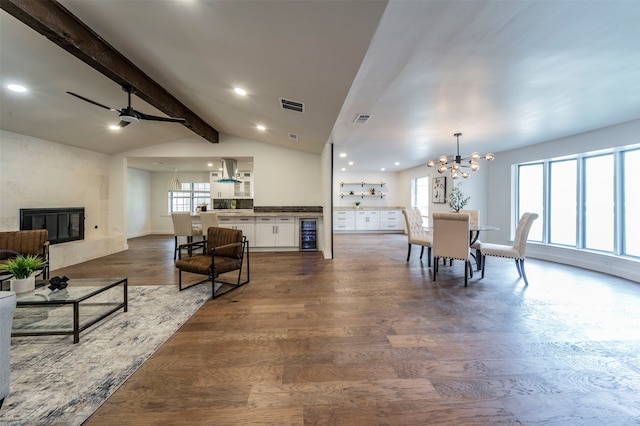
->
[426, 133, 494, 179]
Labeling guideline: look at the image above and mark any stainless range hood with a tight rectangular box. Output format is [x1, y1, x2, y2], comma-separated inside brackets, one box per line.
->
[217, 158, 242, 183]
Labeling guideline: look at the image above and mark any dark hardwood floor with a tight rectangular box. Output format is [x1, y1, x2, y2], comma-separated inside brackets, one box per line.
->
[50, 233, 640, 425]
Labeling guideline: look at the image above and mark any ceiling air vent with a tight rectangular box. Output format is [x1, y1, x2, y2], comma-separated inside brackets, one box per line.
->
[354, 113, 371, 124]
[288, 132, 299, 141]
[279, 97, 305, 113]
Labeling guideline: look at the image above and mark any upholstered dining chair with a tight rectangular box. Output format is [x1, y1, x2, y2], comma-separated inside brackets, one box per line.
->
[171, 213, 203, 260]
[174, 226, 249, 299]
[459, 209, 482, 270]
[401, 208, 432, 267]
[432, 212, 473, 286]
[199, 211, 220, 234]
[480, 212, 539, 286]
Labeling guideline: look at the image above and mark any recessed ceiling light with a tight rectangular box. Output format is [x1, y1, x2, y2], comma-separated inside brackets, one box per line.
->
[381, 168, 385, 171]
[7, 84, 27, 93]
[108, 124, 120, 131]
[234, 87, 247, 96]
[395, 162, 400, 166]
[207, 163, 213, 167]
[257, 125, 266, 131]
[348, 161, 353, 165]
[339, 153, 347, 158]
[341, 168, 346, 171]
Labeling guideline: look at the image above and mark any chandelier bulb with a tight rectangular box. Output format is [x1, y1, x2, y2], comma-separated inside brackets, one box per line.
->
[439, 155, 448, 164]
[461, 171, 470, 178]
[427, 160, 435, 167]
[485, 153, 495, 161]
[470, 152, 480, 160]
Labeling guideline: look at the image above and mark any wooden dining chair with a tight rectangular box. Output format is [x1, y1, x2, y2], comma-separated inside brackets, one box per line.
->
[480, 212, 539, 285]
[432, 212, 473, 286]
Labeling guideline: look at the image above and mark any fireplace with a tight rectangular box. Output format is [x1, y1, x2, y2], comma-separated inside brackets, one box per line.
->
[20, 208, 85, 245]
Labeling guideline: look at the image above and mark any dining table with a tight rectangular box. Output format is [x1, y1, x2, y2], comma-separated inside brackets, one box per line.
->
[424, 223, 499, 270]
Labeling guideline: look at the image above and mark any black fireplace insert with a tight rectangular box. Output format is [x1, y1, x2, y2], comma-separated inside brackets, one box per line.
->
[20, 208, 85, 245]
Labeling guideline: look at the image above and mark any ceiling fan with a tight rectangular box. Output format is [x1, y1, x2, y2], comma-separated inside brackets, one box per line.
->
[67, 84, 186, 128]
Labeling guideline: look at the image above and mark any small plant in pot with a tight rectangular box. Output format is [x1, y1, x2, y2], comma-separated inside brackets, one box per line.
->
[448, 182, 471, 213]
[354, 201, 361, 209]
[0, 254, 45, 293]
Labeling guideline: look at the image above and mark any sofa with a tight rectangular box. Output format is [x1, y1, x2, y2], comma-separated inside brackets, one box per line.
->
[0, 291, 17, 409]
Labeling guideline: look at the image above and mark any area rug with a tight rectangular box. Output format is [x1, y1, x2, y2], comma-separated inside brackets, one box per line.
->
[1, 284, 210, 425]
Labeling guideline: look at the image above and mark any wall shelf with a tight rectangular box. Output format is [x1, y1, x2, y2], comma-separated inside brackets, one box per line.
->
[340, 193, 386, 199]
[340, 182, 385, 188]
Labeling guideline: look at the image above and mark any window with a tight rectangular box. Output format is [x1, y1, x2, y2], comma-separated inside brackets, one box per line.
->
[411, 176, 429, 225]
[549, 159, 577, 246]
[515, 144, 639, 259]
[169, 182, 210, 214]
[624, 149, 640, 257]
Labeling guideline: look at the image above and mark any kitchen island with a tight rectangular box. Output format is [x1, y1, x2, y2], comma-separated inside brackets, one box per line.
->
[194, 209, 323, 251]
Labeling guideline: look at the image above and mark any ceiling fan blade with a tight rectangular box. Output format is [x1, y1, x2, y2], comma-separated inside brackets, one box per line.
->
[136, 111, 186, 123]
[118, 121, 131, 128]
[66, 91, 117, 111]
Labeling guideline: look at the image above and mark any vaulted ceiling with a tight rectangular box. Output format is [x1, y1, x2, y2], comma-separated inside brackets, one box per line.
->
[2, 0, 639, 173]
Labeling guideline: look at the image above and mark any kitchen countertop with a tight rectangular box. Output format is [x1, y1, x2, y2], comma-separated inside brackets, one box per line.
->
[198, 210, 322, 218]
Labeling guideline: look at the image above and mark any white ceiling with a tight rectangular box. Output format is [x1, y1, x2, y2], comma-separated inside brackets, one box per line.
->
[1, 0, 639, 173]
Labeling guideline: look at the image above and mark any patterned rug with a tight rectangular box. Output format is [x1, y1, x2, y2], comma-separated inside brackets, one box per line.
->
[1, 284, 211, 425]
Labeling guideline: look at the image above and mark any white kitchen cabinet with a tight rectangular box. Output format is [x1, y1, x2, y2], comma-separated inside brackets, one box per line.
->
[333, 210, 355, 231]
[378, 210, 404, 231]
[218, 216, 255, 247]
[355, 210, 379, 231]
[255, 217, 295, 247]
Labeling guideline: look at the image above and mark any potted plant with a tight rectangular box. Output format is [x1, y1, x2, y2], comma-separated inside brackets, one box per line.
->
[369, 187, 376, 195]
[0, 254, 45, 293]
[354, 201, 361, 209]
[448, 182, 471, 213]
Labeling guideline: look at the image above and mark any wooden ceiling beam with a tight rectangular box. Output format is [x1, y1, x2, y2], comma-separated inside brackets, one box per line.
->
[1, 0, 219, 143]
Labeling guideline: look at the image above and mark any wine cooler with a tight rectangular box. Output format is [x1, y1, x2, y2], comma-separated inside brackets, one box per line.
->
[299, 218, 318, 251]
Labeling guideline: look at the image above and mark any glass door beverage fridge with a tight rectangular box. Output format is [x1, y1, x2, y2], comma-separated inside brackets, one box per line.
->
[299, 218, 318, 251]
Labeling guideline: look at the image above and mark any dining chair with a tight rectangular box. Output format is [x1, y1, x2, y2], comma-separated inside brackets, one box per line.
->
[480, 212, 539, 285]
[432, 212, 473, 286]
[171, 213, 203, 260]
[401, 208, 432, 267]
[459, 209, 482, 270]
[199, 211, 220, 234]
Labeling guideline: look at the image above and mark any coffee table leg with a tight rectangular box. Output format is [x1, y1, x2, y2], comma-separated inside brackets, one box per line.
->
[73, 301, 80, 343]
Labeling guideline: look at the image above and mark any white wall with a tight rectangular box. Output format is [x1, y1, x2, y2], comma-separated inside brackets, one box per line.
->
[122, 133, 325, 235]
[127, 167, 152, 238]
[397, 164, 490, 224]
[486, 118, 640, 282]
[0, 130, 127, 269]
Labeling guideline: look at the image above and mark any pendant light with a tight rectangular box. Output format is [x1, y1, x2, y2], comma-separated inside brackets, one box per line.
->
[168, 168, 182, 191]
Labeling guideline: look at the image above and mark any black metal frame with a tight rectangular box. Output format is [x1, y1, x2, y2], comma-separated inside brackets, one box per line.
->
[177, 237, 250, 299]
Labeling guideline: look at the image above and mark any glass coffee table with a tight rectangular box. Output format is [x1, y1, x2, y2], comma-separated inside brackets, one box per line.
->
[11, 278, 128, 343]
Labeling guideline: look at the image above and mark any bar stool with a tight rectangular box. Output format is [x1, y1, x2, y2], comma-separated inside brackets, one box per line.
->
[171, 213, 203, 260]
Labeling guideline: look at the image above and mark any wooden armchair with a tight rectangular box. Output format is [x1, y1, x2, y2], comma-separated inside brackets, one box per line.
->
[175, 226, 249, 299]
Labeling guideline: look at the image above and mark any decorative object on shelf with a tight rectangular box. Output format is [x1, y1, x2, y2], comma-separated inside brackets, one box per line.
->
[0, 254, 45, 293]
[200, 202, 208, 212]
[448, 182, 471, 212]
[426, 133, 494, 179]
[355, 201, 361, 209]
[432, 177, 446, 203]
[168, 168, 182, 191]
[349, 191, 354, 195]
[369, 187, 376, 195]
